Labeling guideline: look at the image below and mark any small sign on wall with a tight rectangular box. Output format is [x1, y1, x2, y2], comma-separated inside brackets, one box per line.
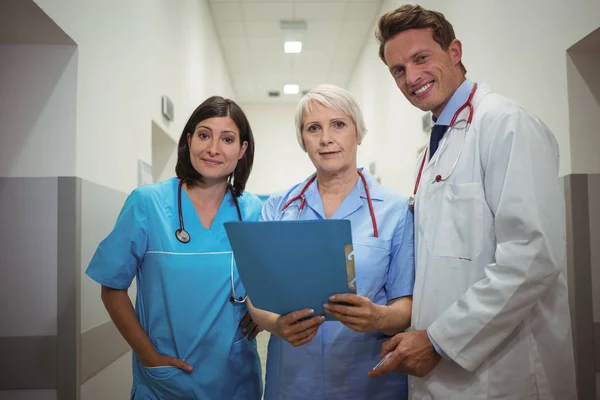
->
[162, 96, 174, 122]
[138, 159, 153, 187]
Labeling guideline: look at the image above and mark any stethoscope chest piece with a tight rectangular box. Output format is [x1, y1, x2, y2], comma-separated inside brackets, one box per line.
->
[175, 228, 190, 244]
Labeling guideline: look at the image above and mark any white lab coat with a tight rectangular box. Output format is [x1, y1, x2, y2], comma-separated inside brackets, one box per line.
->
[410, 83, 576, 399]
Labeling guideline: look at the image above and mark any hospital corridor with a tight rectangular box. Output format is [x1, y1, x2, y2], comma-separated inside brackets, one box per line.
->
[1, 0, 600, 399]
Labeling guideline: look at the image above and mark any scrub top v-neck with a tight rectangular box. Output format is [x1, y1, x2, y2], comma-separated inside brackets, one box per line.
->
[86, 177, 263, 399]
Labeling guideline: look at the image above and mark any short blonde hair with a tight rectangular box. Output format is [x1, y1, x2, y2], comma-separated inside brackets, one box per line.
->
[295, 84, 367, 151]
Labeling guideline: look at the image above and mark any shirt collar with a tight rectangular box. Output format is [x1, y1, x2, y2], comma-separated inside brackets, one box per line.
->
[303, 169, 384, 200]
[302, 168, 384, 219]
[434, 78, 474, 126]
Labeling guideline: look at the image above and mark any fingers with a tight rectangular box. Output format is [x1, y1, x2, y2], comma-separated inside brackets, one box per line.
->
[284, 315, 325, 339]
[248, 325, 263, 341]
[288, 324, 321, 346]
[328, 293, 364, 306]
[325, 309, 365, 325]
[323, 302, 364, 318]
[368, 350, 401, 378]
[238, 311, 252, 327]
[166, 356, 193, 372]
[292, 327, 320, 347]
[279, 315, 325, 345]
[280, 308, 317, 325]
[242, 320, 256, 335]
[380, 334, 404, 356]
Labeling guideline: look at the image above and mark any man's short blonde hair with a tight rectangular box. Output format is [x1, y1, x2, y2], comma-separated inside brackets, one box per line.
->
[295, 84, 367, 151]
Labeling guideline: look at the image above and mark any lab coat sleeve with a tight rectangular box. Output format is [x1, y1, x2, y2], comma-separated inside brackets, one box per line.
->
[427, 107, 564, 372]
[385, 202, 415, 300]
[85, 188, 148, 290]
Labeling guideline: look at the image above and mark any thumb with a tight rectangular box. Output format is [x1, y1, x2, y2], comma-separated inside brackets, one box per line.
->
[167, 357, 193, 372]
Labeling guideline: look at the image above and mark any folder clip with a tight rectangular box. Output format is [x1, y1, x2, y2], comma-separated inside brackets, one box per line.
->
[345, 244, 357, 290]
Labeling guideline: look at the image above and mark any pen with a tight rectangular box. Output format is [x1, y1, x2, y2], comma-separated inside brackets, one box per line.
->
[372, 352, 393, 370]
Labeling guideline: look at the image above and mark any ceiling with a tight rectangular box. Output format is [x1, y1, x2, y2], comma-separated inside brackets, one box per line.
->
[208, 0, 384, 103]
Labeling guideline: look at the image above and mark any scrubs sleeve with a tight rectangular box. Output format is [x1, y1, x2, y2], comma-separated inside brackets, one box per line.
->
[85, 188, 148, 290]
[259, 195, 279, 222]
[385, 202, 415, 301]
[243, 192, 262, 221]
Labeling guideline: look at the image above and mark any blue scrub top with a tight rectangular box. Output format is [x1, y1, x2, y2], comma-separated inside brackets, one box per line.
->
[86, 177, 263, 400]
[262, 170, 414, 400]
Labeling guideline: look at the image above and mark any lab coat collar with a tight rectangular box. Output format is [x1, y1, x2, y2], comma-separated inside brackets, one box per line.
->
[302, 168, 384, 219]
[472, 81, 493, 106]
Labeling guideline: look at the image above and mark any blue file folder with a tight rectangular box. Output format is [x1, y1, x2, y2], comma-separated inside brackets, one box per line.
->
[224, 220, 356, 321]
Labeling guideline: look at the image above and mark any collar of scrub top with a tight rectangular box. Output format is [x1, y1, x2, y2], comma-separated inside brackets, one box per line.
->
[297, 168, 384, 221]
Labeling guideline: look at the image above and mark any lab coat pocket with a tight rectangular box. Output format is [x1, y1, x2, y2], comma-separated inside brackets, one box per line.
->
[426, 183, 483, 262]
[352, 237, 391, 299]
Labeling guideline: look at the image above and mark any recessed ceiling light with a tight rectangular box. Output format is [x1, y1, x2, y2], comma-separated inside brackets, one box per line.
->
[284, 41, 302, 53]
[284, 84, 299, 94]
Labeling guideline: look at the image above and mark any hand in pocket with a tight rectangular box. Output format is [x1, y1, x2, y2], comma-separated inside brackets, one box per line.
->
[141, 353, 193, 372]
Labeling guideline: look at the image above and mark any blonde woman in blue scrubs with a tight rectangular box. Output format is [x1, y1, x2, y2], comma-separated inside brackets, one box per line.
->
[249, 84, 414, 400]
[86, 96, 263, 399]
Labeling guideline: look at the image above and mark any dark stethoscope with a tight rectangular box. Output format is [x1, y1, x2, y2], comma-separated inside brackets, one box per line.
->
[175, 179, 245, 304]
[408, 83, 478, 213]
[279, 169, 379, 237]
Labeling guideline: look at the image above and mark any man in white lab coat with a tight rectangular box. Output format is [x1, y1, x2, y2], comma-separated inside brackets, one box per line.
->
[368, 4, 577, 399]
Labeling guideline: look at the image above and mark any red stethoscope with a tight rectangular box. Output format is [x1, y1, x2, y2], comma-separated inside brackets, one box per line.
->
[280, 169, 379, 237]
[408, 83, 478, 212]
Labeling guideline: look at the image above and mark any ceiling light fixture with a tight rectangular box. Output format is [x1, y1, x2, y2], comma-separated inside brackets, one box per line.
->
[284, 41, 302, 54]
[284, 84, 299, 95]
[281, 20, 307, 54]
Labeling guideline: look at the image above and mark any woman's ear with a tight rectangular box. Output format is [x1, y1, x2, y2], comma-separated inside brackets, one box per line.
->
[238, 141, 248, 160]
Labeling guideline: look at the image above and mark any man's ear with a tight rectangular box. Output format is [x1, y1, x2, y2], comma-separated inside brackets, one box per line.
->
[448, 39, 463, 67]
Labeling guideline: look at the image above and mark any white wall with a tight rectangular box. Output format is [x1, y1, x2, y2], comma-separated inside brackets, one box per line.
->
[151, 121, 178, 183]
[243, 103, 315, 195]
[348, 0, 428, 196]
[32, 0, 236, 193]
[423, 0, 600, 177]
[23, 1, 237, 396]
[0, 44, 77, 178]
[348, 0, 600, 188]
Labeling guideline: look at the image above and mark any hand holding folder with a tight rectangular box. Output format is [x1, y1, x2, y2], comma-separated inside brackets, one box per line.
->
[224, 219, 357, 321]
